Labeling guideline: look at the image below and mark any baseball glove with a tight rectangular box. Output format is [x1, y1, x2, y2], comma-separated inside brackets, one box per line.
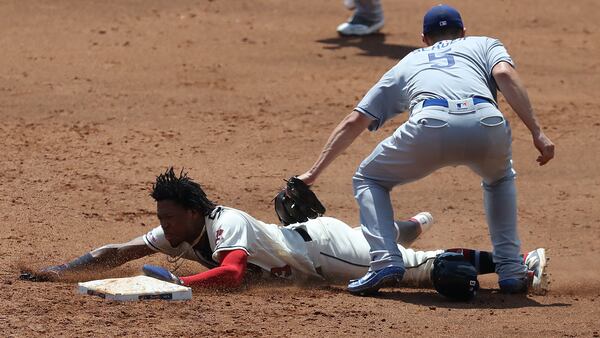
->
[274, 176, 326, 225]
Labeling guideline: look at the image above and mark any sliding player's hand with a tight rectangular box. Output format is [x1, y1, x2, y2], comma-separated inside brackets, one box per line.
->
[142, 264, 183, 285]
[19, 265, 64, 282]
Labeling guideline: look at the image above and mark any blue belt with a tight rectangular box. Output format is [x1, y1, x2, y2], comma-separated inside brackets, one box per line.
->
[422, 96, 493, 108]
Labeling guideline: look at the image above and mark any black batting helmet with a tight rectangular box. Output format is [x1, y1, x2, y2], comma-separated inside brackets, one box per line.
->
[431, 252, 479, 301]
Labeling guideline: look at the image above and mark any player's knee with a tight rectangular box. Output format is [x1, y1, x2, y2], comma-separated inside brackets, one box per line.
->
[352, 173, 382, 192]
[352, 174, 366, 196]
[482, 170, 516, 188]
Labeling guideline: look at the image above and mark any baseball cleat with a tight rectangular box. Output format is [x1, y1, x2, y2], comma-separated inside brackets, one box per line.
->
[337, 15, 384, 36]
[343, 0, 355, 10]
[498, 277, 528, 294]
[410, 211, 434, 233]
[524, 248, 549, 295]
[347, 266, 405, 296]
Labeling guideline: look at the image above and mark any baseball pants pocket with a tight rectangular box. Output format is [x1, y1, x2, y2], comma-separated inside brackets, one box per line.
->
[408, 109, 450, 129]
[479, 115, 505, 127]
[416, 117, 449, 128]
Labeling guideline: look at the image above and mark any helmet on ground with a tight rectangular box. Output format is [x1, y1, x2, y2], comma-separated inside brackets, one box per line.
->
[431, 252, 479, 301]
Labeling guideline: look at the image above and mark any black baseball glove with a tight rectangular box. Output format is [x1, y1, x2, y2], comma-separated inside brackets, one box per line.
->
[274, 176, 326, 225]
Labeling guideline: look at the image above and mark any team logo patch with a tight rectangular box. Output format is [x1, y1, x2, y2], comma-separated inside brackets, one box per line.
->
[454, 100, 474, 111]
[215, 229, 224, 242]
[457, 102, 467, 108]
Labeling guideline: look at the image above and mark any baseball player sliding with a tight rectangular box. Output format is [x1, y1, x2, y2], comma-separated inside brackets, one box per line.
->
[21, 168, 549, 300]
[298, 4, 555, 296]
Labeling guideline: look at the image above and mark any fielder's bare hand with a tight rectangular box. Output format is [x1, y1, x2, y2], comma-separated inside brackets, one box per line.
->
[532, 131, 555, 166]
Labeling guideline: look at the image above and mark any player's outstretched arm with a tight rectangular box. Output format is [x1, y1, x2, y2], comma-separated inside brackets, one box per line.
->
[21, 235, 155, 281]
[492, 61, 555, 165]
[143, 249, 248, 288]
[298, 110, 373, 185]
[179, 249, 248, 288]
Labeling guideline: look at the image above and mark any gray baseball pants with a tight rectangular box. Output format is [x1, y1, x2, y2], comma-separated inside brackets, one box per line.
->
[352, 99, 528, 281]
[354, 0, 383, 22]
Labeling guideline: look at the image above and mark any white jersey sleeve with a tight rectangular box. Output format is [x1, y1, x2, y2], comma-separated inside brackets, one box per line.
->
[143, 226, 178, 256]
[142, 225, 202, 262]
[484, 37, 514, 74]
[355, 65, 409, 131]
[208, 210, 251, 262]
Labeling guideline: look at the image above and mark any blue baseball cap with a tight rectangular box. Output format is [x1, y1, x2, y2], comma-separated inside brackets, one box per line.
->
[423, 4, 464, 34]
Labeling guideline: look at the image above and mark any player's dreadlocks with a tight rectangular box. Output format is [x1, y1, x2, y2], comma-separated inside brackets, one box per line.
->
[151, 167, 216, 216]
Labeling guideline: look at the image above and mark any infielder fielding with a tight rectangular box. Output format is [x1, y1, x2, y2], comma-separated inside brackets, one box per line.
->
[21, 168, 548, 300]
[298, 4, 555, 295]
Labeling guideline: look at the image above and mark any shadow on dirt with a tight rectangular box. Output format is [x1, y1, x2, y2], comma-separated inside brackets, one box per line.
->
[373, 289, 572, 309]
[316, 33, 419, 60]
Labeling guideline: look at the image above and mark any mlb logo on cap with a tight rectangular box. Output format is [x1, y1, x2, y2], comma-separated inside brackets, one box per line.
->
[423, 4, 464, 34]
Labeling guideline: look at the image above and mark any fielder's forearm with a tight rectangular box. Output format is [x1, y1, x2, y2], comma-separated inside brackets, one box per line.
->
[493, 62, 542, 136]
[305, 110, 372, 180]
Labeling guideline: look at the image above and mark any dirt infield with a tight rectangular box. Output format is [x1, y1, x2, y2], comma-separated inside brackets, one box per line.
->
[1, 0, 599, 336]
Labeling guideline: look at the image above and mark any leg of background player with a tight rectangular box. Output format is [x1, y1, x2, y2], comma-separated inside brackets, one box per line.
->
[394, 212, 434, 247]
[337, 0, 384, 36]
[354, 0, 383, 22]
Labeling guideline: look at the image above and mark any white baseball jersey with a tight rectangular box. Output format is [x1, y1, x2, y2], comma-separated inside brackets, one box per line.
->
[143, 206, 442, 286]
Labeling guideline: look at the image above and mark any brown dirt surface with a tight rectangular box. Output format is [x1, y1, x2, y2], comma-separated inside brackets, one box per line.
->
[1, 0, 599, 336]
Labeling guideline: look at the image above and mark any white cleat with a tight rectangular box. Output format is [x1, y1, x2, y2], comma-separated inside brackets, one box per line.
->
[343, 0, 356, 10]
[410, 212, 434, 233]
[525, 248, 550, 295]
[337, 16, 384, 36]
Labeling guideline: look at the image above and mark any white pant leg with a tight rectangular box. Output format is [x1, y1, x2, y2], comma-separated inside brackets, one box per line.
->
[305, 217, 443, 287]
[399, 247, 444, 287]
[304, 218, 371, 283]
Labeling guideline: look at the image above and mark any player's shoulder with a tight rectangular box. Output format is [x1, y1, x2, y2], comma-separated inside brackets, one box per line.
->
[208, 206, 250, 226]
[465, 35, 505, 46]
[467, 35, 497, 41]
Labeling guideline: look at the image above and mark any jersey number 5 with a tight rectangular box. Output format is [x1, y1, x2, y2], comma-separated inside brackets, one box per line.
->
[428, 52, 455, 68]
